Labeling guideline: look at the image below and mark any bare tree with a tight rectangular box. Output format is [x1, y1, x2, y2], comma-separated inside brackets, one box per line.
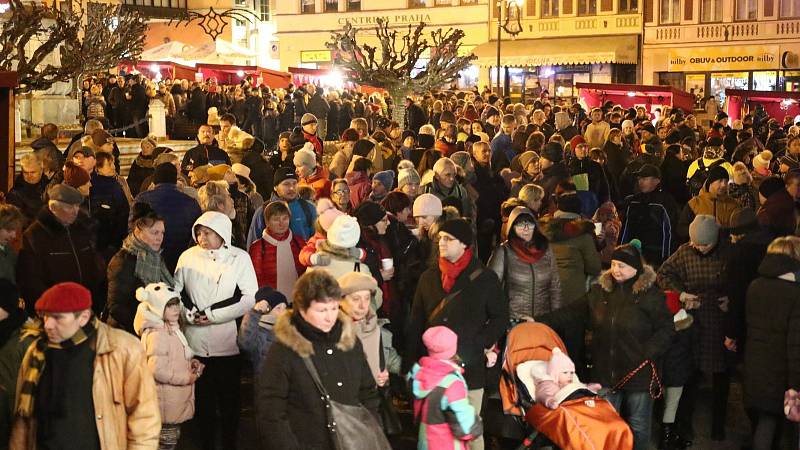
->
[0, 0, 148, 92]
[327, 19, 476, 125]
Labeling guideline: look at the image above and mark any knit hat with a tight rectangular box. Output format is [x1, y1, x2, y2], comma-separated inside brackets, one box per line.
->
[153, 162, 178, 185]
[732, 161, 752, 185]
[401, 130, 417, 143]
[207, 164, 231, 182]
[318, 208, 344, 232]
[611, 239, 644, 274]
[63, 161, 90, 188]
[293, 146, 317, 170]
[758, 176, 785, 199]
[753, 150, 773, 171]
[340, 128, 360, 142]
[413, 193, 443, 217]
[541, 142, 563, 163]
[255, 286, 288, 310]
[635, 164, 661, 179]
[547, 348, 575, 382]
[397, 160, 416, 171]
[422, 326, 458, 360]
[353, 139, 375, 157]
[640, 123, 656, 134]
[440, 110, 456, 125]
[439, 218, 474, 246]
[715, 111, 728, 121]
[354, 201, 386, 227]
[373, 170, 395, 191]
[484, 106, 500, 119]
[36, 282, 92, 313]
[398, 169, 421, 192]
[450, 152, 471, 170]
[273, 166, 298, 187]
[47, 184, 83, 205]
[301, 113, 317, 126]
[91, 129, 112, 148]
[327, 214, 360, 248]
[704, 165, 729, 189]
[556, 193, 582, 215]
[338, 272, 378, 296]
[730, 207, 758, 234]
[519, 151, 539, 171]
[689, 214, 720, 246]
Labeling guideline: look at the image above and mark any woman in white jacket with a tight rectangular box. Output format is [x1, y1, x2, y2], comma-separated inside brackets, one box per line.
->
[173, 210, 258, 450]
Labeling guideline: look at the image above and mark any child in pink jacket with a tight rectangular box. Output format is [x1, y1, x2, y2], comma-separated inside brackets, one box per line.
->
[534, 347, 601, 409]
[409, 326, 482, 450]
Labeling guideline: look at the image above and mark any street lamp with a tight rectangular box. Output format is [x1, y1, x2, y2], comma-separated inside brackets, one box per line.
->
[497, 0, 524, 97]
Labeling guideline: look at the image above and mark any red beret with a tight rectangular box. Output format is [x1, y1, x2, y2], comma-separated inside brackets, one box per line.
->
[35, 282, 92, 313]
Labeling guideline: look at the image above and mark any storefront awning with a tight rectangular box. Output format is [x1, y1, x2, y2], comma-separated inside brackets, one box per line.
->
[472, 35, 638, 67]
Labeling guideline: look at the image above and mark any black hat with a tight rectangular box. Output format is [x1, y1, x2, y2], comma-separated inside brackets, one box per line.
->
[484, 106, 500, 118]
[715, 112, 728, 121]
[440, 111, 456, 125]
[401, 130, 417, 142]
[418, 134, 435, 149]
[706, 136, 724, 147]
[273, 167, 298, 187]
[556, 193, 582, 215]
[353, 139, 375, 157]
[354, 201, 386, 227]
[704, 165, 730, 190]
[665, 131, 682, 145]
[635, 164, 662, 179]
[758, 176, 785, 199]
[47, 183, 83, 205]
[255, 286, 288, 310]
[611, 239, 644, 274]
[542, 142, 563, 163]
[640, 123, 656, 134]
[288, 127, 306, 150]
[439, 218, 474, 246]
[153, 162, 178, 185]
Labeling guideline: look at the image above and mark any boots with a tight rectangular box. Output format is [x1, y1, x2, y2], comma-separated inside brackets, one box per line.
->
[660, 423, 692, 449]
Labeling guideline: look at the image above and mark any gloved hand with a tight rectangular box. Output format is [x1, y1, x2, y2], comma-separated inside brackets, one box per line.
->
[680, 292, 701, 310]
[310, 252, 330, 266]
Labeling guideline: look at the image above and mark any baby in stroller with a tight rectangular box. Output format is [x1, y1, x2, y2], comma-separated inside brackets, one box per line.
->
[499, 322, 633, 450]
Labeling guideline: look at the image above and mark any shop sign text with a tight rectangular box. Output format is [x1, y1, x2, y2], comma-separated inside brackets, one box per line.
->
[669, 46, 778, 72]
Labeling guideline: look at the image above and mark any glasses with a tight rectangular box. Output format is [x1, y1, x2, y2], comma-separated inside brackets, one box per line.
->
[514, 222, 534, 230]
[333, 189, 350, 196]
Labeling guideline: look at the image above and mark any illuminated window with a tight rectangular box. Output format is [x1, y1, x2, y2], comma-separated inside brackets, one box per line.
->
[324, 0, 337, 12]
[620, 0, 638, 12]
[347, 0, 360, 10]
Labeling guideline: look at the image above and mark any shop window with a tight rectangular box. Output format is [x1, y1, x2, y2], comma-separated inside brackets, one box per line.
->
[735, 0, 757, 20]
[660, 0, 680, 23]
[711, 72, 749, 104]
[434, 0, 452, 5]
[781, 0, 799, 17]
[347, 0, 360, 10]
[701, 0, 722, 21]
[301, 0, 315, 13]
[408, 0, 426, 6]
[620, 0, 638, 12]
[259, 0, 269, 20]
[685, 74, 706, 109]
[542, 0, 559, 16]
[578, 0, 598, 15]
[658, 72, 685, 90]
[324, 0, 338, 12]
[753, 71, 777, 90]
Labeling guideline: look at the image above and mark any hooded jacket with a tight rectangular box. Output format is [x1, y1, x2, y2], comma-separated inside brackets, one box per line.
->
[538, 216, 602, 304]
[757, 189, 798, 237]
[174, 211, 258, 357]
[679, 187, 741, 241]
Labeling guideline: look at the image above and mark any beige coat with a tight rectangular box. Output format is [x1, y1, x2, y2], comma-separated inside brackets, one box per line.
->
[11, 322, 161, 450]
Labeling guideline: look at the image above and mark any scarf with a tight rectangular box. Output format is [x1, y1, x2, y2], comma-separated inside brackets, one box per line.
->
[508, 238, 546, 264]
[17, 316, 99, 418]
[318, 239, 355, 260]
[262, 229, 299, 299]
[439, 248, 473, 293]
[122, 233, 174, 286]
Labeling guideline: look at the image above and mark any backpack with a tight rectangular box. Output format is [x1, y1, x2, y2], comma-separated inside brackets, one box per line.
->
[687, 158, 725, 197]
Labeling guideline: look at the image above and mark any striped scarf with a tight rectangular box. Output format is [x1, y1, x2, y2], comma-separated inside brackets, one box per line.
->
[16, 316, 99, 418]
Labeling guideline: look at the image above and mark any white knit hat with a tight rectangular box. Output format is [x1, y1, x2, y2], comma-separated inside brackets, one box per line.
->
[293, 144, 317, 170]
[413, 193, 443, 217]
[752, 150, 773, 171]
[327, 214, 360, 248]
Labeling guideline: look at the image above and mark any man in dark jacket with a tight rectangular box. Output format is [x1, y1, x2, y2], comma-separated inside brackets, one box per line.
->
[16, 184, 105, 315]
[128, 75, 149, 138]
[405, 218, 508, 450]
[90, 153, 130, 259]
[404, 97, 427, 134]
[569, 142, 609, 204]
[181, 124, 232, 175]
[30, 123, 62, 169]
[7, 154, 49, 225]
[306, 85, 330, 141]
[134, 163, 202, 271]
[292, 86, 308, 126]
[619, 164, 679, 265]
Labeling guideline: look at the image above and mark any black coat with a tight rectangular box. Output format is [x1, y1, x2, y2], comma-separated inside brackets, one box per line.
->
[569, 157, 609, 203]
[105, 248, 144, 334]
[181, 143, 232, 174]
[619, 187, 680, 265]
[724, 228, 771, 344]
[602, 141, 630, 189]
[660, 153, 691, 205]
[17, 209, 105, 315]
[405, 256, 509, 389]
[241, 149, 274, 200]
[126, 154, 155, 198]
[405, 102, 427, 134]
[6, 174, 48, 224]
[743, 253, 800, 414]
[256, 312, 380, 450]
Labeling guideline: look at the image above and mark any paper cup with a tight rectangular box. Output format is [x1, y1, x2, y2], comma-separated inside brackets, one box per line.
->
[381, 258, 394, 271]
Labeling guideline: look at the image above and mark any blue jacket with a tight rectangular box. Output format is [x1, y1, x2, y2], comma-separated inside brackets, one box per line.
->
[90, 173, 130, 254]
[490, 132, 514, 164]
[134, 183, 201, 270]
[247, 195, 316, 248]
[237, 309, 277, 373]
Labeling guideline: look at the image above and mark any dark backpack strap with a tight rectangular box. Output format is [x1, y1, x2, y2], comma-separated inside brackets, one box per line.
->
[428, 268, 484, 324]
[208, 285, 242, 311]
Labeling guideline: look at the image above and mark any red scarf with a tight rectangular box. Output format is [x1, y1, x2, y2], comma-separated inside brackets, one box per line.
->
[508, 238, 546, 264]
[266, 229, 290, 241]
[439, 248, 473, 293]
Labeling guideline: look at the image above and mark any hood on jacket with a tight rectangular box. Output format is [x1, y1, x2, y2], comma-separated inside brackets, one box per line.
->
[133, 282, 180, 335]
[758, 253, 800, 279]
[597, 264, 658, 295]
[507, 206, 536, 230]
[539, 216, 594, 242]
[273, 309, 357, 358]
[410, 356, 464, 400]
[192, 211, 232, 246]
[30, 136, 55, 151]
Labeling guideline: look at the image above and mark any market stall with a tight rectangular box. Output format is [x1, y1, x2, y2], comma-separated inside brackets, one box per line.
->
[724, 89, 800, 122]
[576, 82, 696, 115]
[195, 64, 291, 88]
[287, 67, 383, 95]
[124, 60, 197, 81]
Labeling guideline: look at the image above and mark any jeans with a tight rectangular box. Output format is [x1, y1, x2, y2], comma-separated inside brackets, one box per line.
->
[605, 390, 654, 450]
[467, 388, 484, 450]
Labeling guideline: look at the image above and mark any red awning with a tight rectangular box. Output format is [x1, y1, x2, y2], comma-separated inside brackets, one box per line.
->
[724, 89, 800, 122]
[121, 61, 197, 81]
[576, 82, 695, 113]
[196, 64, 291, 88]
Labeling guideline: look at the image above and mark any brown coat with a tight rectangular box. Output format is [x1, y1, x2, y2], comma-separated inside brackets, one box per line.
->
[11, 322, 161, 450]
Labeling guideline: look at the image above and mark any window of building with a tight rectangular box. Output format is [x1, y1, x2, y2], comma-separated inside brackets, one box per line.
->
[578, 0, 597, 14]
[435, 0, 452, 5]
[347, 0, 360, 10]
[735, 0, 756, 20]
[701, 0, 722, 21]
[301, 0, 315, 13]
[542, 0, 559, 16]
[461, 0, 478, 4]
[234, 0, 245, 5]
[324, 0, 338, 12]
[781, 0, 799, 17]
[259, 0, 269, 20]
[408, 0, 426, 6]
[620, 0, 638, 11]
[660, 0, 680, 22]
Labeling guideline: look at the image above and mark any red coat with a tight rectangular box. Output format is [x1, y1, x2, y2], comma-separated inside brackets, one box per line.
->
[345, 171, 372, 209]
[248, 232, 306, 289]
[300, 167, 332, 200]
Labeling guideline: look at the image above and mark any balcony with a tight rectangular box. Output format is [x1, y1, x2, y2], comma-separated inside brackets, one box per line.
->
[645, 19, 800, 44]
[492, 14, 641, 40]
[121, 3, 187, 20]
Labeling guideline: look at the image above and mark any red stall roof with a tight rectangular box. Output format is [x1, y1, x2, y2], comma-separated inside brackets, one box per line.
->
[576, 82, 696, 113]
[724, 89, 800, 102]
[196, 63, 291, 88]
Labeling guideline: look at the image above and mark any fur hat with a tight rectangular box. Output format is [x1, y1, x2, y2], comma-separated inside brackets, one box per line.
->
[36, 282, 92, 313]
[327, 214, 360, 248]
[689, 214, 720, 246]
[753, 150, 773, 171]
[413, 193, 443, 218]
[207, 164, 231, 182]
[207, 107, 220, 126]
[547, 348, 575, 381]
[135, 282, 180, 318]
[422, 326, 458, 360]
[228, 127, 255, 150]
[338, 272, 378, 296]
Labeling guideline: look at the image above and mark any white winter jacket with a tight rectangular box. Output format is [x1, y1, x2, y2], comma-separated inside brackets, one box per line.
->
[174, 211, 258, 357]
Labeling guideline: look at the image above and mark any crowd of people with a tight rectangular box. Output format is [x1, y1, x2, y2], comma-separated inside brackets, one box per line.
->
[1, 75, 800, 450]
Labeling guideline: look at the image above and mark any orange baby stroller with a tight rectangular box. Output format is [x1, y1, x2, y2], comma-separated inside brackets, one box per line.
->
[498, 322, 634, 450]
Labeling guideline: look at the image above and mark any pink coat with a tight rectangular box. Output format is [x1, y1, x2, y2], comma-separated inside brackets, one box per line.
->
[141, 324, 196, 424]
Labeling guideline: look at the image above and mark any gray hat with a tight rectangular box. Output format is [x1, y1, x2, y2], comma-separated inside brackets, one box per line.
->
[48, 183, 83, 205]
[689, 214, 720, 246]
[301, 113, 318, 126]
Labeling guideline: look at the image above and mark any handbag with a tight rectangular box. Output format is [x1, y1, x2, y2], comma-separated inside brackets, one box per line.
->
[301, 356, 392, 450]
[378, 386, 403, 436]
